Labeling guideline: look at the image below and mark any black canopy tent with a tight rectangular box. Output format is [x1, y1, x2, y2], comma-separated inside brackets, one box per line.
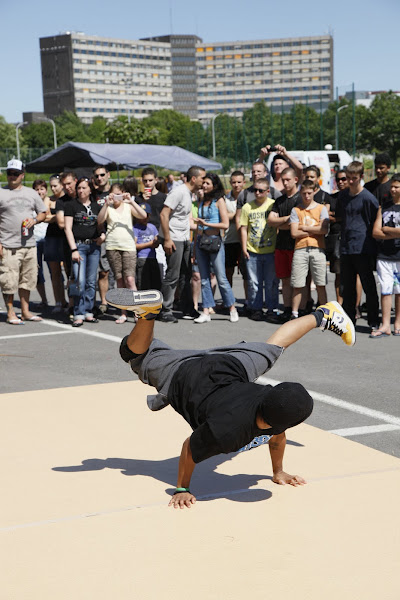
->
[26, 142, 222, 173]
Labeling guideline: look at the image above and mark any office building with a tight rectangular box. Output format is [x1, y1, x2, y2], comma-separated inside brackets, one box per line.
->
[40, 32, 333, 124]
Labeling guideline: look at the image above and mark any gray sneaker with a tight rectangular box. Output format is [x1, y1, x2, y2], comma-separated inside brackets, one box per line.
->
[106, 289, 163, 320]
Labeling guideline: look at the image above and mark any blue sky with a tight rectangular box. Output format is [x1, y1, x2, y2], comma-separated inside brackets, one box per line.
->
[1, 0, 398, 123]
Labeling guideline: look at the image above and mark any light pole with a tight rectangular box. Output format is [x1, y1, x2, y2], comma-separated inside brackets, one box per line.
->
[39, 117, 57, 149]
[335, 105, 348, 150]
[122, 77, 133, 124]
[211, 113, 221, 159]
[15, 122, 27, 160]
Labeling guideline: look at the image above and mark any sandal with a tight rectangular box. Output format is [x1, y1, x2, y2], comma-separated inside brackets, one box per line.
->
[7, 317, 25, 325]
[393, 329, 400, 337]
[72, 320, 83, 328]
[369, 330, 390, 339]
[115, 314, 127, 324]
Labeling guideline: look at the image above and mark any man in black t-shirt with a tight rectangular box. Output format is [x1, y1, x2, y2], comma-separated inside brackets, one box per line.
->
[106, 288, 355, 509]
[92, 166, 112, 314]
[137, 167, 167, 283]
[138, 167, 167, 231]
[56, 171, 78, 280]
[364, 153, 392, 206]
[268, 167, 301, 321]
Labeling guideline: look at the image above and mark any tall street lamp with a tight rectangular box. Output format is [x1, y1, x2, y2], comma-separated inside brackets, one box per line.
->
[335, 105, 348, 150]
[122, 77, 133, 124]
[44, 118, 57, 149]
[16, 122, 27, 160]
[211, 113, 221, 159]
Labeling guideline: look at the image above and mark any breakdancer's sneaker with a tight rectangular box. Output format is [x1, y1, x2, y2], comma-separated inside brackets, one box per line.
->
[105, 289, 163, 320]
[316, 301, 356, 346]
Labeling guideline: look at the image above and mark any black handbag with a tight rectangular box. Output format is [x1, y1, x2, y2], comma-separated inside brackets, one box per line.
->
[198, 200, 222, 253]
[198, 235, 222, 253]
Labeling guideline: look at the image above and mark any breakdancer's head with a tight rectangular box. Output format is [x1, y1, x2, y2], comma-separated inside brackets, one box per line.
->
[256, 382, 314, 432]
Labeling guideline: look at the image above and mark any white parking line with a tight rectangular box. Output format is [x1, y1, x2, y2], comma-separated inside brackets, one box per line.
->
[257, 376, 400, 428]
[328, 424, 400, 437]
[0, 331, 73, 341]
[41, 319, 122, 343]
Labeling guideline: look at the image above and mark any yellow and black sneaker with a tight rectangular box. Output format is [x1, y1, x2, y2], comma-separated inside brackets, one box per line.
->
[105, 289, 163, 320]
[316, 301, 356, 347]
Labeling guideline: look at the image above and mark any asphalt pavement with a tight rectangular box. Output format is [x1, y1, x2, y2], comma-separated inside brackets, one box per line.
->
[1, 270, 399, 458]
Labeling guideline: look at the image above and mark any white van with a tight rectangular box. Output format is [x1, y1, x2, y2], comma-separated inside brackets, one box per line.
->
[266, 150, 352, 193]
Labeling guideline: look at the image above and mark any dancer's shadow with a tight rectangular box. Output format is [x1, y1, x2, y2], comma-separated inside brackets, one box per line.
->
[53, 439, 303, 504]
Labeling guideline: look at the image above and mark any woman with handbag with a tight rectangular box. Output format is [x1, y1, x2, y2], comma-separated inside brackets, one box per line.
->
[64, 177, 104, 327]
[193, 173, 238, 324]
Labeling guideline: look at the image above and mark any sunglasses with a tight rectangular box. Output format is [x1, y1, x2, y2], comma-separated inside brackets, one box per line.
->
[336, 177, 347, 182]
[7, 170, 22, 177]
[94, 173, 107, 178]
[253, 188, 267, 193]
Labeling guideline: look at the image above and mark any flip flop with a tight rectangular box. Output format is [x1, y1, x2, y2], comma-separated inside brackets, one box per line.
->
[369, 330, 390, 339]
[7, 318, 25, 325]
[115, 315, 127, 324]
[21, 316, 43, 322]
[393, 329, 400, 337]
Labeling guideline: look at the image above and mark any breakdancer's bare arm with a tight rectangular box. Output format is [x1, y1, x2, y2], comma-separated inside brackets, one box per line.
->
[269, 433, 306, 486]
[168, 437, 197, 509]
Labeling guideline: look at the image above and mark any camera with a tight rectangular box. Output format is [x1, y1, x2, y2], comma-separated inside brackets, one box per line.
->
[113, 194, 123, 201]
[268, 146, 278, 152]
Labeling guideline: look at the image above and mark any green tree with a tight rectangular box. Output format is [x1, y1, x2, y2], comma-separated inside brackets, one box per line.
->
[143, 109, 192, 146]
[0, 116, 21, 149]
[104, 115, 158, 144]
[87, 116, 108, 142]
[54, 111, 90, 144]
[362, 92, 400, 165]
[21, 122, 54, 148]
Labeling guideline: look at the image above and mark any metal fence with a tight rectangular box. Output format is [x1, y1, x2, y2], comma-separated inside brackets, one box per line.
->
[0, 148, 53, 168]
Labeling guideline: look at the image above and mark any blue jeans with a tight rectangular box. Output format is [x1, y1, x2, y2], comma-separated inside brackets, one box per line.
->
[246, 251, 278, 311]
[72, 242, 101, 319]
[196, 237, 235, 309]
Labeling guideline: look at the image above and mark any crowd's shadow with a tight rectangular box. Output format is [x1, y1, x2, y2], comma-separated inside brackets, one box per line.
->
[53, 439, 303, 504]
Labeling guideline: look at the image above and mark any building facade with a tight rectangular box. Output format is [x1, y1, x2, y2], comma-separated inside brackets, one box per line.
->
[40, 32, 333, 124]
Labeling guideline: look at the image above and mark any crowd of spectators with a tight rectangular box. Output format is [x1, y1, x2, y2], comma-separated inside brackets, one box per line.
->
[0, 148, 399, 337]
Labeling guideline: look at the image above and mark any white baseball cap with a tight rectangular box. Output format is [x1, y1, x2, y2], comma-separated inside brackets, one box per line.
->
[7, 158, 24, 172]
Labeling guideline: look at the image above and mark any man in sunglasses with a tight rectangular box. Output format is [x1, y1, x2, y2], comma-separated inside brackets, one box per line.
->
[240, 178, 279, 323]
[0, 159, 47, 324]
[92, 166, 112, 315]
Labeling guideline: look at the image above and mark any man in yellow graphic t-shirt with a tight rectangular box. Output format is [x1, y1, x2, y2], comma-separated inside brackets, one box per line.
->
[240, 178, 279, 323]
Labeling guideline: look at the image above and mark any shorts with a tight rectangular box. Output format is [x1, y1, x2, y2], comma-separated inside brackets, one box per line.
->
[291, 247, 326, 288]
[225, 242, 248, 280]
[44, 236, 64, 262]
[0, 246, 37, 294]
[377, 259, 400, 295]
[99, 243, 110, 272]
[106, 249, 137, 280]
[275, 249, 294, 279]
[225, 242, 241, 269]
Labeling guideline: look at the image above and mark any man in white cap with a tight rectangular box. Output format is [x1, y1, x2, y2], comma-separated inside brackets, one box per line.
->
[0, 159, 47, 324]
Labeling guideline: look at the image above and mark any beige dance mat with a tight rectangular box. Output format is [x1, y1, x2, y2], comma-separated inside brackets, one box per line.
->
[1, 381, 399, 599]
